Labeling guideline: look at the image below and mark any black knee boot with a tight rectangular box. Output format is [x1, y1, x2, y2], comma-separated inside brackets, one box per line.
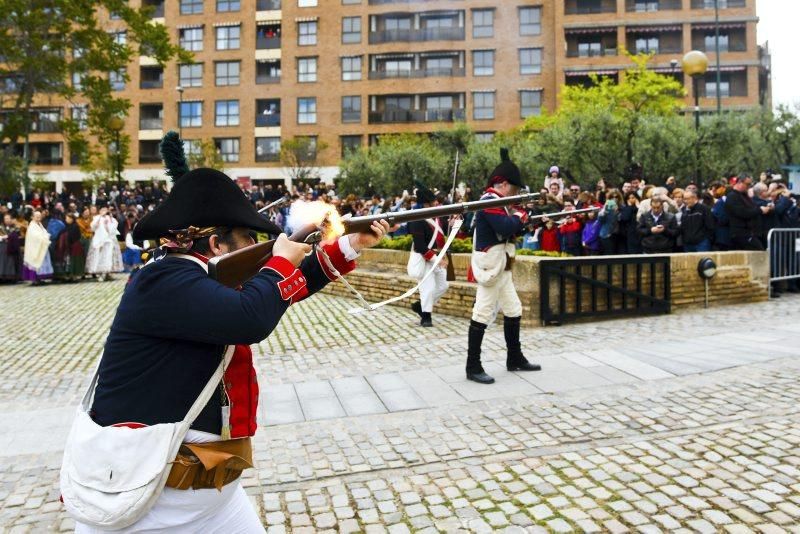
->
[504, 316, 541, 372]
[466, 320, 494, 384]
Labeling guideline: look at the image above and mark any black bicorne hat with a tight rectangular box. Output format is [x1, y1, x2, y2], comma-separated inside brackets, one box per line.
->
[414, 180, 436, 205]
[488, 148, 523, 188]
[132, 131, 282, 240]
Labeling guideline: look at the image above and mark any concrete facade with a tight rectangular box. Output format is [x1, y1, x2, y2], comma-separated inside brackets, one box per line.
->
[12, 0, 766, 188]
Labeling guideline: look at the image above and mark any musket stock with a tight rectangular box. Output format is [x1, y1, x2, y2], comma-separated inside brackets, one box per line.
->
[208, 192, 540, 288]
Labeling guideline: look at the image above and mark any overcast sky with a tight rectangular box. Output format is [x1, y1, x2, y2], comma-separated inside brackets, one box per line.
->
[757, 0, 799, 108]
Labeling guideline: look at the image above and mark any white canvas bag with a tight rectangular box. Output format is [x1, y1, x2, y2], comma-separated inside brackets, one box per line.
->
[406, 219, 444, 279]
[60, 253, 235, 529]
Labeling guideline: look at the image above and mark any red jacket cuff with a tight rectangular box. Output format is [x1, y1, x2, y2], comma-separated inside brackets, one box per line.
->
[262, 256, 309, 303]
[317, 240, 356, 280]
[423, 250, 436, 261]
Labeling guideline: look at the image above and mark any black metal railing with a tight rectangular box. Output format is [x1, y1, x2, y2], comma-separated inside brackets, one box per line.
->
[256, 37, 281, 49]
[256, 74, 280, 84]
[368, 66, 465, 79]
[566, 48, 618, 58]
[256, 0, 281, 9]
[256, 114, 281, 127]
[139, 154, 162, 164]
[625, 0, 682, 11]
[565, 3, 618, 15]
[540, 256, 671, 325]
[369, 26, 465, 44]
[691, 0, 746, 8]
[139, 118, 162, 130]
[368, 108, 465, 124]
[255, 153, 280, 162]
[140, 79, 163, 89]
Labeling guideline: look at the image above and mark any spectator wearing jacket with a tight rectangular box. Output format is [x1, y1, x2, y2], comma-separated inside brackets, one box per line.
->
[581, 210, 601, 255]
[680, 190, 715, 252]
[539, 218, 560, 252]
[618, 192, 642, 254]
[711, 184, 731, 250]
[558, 203, 583, 256]
[598, 190, 624, 255]
[725, 175, 770, 250]
[638, 198, 679, 254]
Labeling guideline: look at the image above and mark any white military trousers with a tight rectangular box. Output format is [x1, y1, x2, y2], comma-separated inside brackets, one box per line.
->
[418, 264, 449, 313]
[471, 270, 522, 324]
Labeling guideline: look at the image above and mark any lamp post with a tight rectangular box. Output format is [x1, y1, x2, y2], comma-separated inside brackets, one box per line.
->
[176, 85, 184, 139]
[682, 50, 709, 184]
[713, 0, 722, 115]
[108, 115, 125, 190]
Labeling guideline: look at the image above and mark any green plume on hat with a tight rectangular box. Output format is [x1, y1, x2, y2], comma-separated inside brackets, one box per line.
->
[159, 131, 190, 181]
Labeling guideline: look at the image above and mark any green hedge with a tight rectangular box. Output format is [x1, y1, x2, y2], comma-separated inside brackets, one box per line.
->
[373, 236, 571, 257]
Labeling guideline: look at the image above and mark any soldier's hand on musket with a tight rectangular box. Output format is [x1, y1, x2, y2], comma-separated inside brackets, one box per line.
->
[273, 233, 312, 267]
[348, 219, 392, 252]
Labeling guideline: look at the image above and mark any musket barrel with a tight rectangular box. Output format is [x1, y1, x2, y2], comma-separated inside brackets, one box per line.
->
[342, 192, 539, 235]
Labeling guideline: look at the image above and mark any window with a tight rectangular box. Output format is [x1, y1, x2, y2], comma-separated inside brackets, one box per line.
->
[302, 137, 318, 159]
[704, 33, 729, 52]
[297, 57, 317, 82]
[341, 95, 361, 122]
[298, 21, 317, 45]
[473, 92, 495, 120]
[297, 97, 317, 124]
[426, 95, 453, 111]
[473, 50, 494, 76]
[385, 17, 411, 31]
[72, 106, 88, 130]
[215, 61, 240, 86]
[706, 77, 730, 98]
[342, 0, 360, 3]
[299, 0, 317, 5]
[634, 37, 659, 54]
[519, 7, 541, 36]
[216, 25, 240, 50]
[179, 63, 203, 87]
[180, 0, 203, 14]
[519, 48, 542, 75]
[180, 27, 203, 51]
[342, 16, 361, 44]
[215, 100, 239, 126]
[109, 69, 125, 91]
[578, 42, 602, 57]
[111, 31, 127, 45]
[473, 9, 494, 38]
[179, 102, 202, 128]
[215, 138, 239, 162]
[184, 139, 202, 158]
[341, 135, 362, 157]
[425, 56, 454, 72]
[72, 72, 83, 90]
[217, 0, 239, 11]
[341, 56, 362, 81]
[255, 137, 281, 162]
[520, 90, 542, 118]
[633, 1, 658, 11]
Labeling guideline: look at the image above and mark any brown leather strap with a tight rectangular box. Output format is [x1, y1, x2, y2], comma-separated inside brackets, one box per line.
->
[165, 438, 253, 491]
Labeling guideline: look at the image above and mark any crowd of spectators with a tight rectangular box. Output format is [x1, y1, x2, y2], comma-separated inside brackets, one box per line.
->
[1, 170, 798, 293]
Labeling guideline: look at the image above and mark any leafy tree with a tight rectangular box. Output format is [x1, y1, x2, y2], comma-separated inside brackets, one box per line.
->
[0, 0, 187, 191]
[280, 136, 329, 183]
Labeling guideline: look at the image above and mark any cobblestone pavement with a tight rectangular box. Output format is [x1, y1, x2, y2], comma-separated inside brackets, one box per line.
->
[1, 279, 799, 532]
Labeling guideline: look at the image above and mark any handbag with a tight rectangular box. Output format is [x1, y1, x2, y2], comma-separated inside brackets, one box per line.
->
[60, 344, 234, 529]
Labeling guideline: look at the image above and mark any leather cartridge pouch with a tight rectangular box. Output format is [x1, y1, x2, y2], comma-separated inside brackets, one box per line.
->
[505, 253, 515, 271]
[166, 437, 253, 491]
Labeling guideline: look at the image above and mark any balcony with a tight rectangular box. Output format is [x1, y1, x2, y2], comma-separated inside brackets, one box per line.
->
[368, 108, 465, 124]
[31, 156, 63, 165]
[625, 0, 681, 11]
[369, 26, 465, 44]
[140, 66, 163, 89]
[256, 36, 281, 49]
[257, 0, 281, 9]
[368, 67, 465, 80]
[142, 0, 164, 18]
[256, 114, 281, 127]
[691, 0, 746, 8]
[565, 0, 617, 15]
[139, 117, 162, 130]
[566, 47, 618, 58]
[31, 120, 60, 133]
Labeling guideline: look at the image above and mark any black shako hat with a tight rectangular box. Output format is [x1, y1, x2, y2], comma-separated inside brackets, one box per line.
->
[133, 132, 282, 240]
[488, 148, 524, 188]
[414, 180, 436, 204]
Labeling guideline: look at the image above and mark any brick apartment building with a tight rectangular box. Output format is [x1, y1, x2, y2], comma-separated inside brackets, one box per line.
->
[6, 0, 769, 191]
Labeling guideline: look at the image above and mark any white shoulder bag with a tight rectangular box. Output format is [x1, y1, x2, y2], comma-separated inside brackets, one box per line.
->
[407, 219, 443, 279]
[60, 253, 236, 529]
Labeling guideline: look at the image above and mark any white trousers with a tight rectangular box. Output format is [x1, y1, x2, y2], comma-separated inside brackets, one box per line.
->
[418, 265, 449, 313]
[75, 481, 264, 534]
[472, 270, 522, 324]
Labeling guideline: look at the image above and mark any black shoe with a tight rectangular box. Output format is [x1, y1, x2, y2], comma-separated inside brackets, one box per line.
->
[507, 361, 542, 372]
[467, 372, 495, 384]
[420, 312, 433, 327]
[411, 301, 423, 318]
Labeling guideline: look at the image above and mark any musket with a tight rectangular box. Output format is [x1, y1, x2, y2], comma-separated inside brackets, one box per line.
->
[208, 192, 540, 288]
[444, 151, 460, 282]
[258, 196, 290, 214]
[527, 207, 599, 222]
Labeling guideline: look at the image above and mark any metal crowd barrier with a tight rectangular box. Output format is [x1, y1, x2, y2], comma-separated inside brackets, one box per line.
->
[766, 228, 800, 296]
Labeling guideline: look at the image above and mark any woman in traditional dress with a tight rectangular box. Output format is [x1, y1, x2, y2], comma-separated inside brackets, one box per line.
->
[0, 213, 21, 282]
[64, 213, 86, 282]
[85, 207, 123, 281]
[21, 210, 54, 285]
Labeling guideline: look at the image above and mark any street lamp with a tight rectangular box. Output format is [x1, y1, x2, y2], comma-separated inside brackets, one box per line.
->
[176, 85, 184, 139]
[697, 257, 717, 308]
[682, 50, 709, 184]
[108, 115, 125, 190]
